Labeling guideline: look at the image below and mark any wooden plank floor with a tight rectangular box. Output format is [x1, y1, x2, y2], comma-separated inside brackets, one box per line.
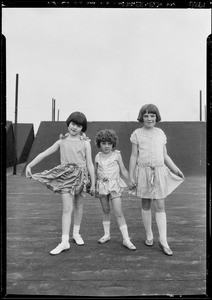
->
[6, 168, 206, 297]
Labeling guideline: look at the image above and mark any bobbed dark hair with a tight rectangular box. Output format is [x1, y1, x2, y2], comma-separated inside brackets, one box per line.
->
[95, 129, 118, 148]
[137, 104, 161, 123]
[66, 111, 87, 132]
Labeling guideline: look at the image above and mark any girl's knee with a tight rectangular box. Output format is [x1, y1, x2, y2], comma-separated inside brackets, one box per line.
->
[153, 199, 165, 212]
[63, 205, 73, 214]
[155, 207, 165, 213]
[74, 196, 83, 209]
[100, 196, 110, 214]
[113, 208, 124, 219]
[102, 206, 110, 215]
[62, 194, 74, 213]
[74, 202, 83, 210]
[142, 198, 151, 210]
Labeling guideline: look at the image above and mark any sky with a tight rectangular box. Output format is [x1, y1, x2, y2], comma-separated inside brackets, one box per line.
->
[2, 8, 211, 133]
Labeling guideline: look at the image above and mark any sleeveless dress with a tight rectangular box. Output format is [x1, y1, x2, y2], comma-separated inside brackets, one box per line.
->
[32, 133, 90, 196]
[95, 150, 127, 197]
[130, 127, 184, 199]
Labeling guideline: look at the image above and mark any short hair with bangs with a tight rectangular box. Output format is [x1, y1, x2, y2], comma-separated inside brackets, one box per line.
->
[66, 111, 87, 132]
[137, 104, 161, 123]
[95, 129, 118, 148]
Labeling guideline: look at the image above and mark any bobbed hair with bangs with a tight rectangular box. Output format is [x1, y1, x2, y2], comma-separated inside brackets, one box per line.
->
[137, 104, 161, 123]
[66, 111, 87, 132]
[95, 129, 118, 149]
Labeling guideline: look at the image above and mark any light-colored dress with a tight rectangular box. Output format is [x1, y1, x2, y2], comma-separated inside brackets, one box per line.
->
[95, 150, 127, 197]
[130, 127, 183, 199]
[32, 133, 90, 195]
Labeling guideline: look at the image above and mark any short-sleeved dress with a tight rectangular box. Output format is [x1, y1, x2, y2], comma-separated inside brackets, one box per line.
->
[130, 127, 183, 199]
[32, 133, 90, 195]
[95, 150, 127, 197]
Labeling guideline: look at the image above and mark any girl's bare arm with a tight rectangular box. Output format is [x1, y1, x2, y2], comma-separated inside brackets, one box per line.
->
[163, 145, 184, 179]
[26, 140, 61, 177]
[85, 141, 95, 192]
[117, 153, 129, 181]
[94, 160, 98, 179]
[129, 143, 137, 183]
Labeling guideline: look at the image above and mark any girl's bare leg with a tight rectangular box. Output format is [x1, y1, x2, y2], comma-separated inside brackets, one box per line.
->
[100, 196, 110, 221]
[50, 193, 73, 255]
[98, 196, 111, 243]
[111, 197, 126, 227]
[73, 194, 83, 226]
[111, 197, 136, 250]
[73, 194, 84, 245]
[62, 193, 74, 236]
[141, 198, 153, 244]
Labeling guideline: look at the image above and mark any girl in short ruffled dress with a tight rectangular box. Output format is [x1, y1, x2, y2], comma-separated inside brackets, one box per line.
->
[26, 112, 95, 255]
[129, 104, 184, 255]
[95, 129, 136, 250]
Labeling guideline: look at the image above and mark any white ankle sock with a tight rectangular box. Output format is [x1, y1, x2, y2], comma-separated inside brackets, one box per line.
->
[73, 224, 80, 237]
[62, 234, 69, 243]
[103, 221, 110, 236]
[119, 224, 130, 240]
[155, 212, 169, 248]
[142, 209, 153, 240]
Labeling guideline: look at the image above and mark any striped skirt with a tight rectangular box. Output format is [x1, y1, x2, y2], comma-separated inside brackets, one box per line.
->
[32, 163, 90, 196]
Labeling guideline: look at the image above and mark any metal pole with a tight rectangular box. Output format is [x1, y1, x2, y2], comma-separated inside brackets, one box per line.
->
[52, 98, 55, 121]
[51, 99, 53, 120]
[199, 90, 202, 121]
[54, 99, 55, 121]
[13, 74, 19, 175]
[57, 109, 59, 121]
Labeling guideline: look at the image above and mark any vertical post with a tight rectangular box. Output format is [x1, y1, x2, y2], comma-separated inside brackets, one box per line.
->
[13, 74, 19, 175]
[205, 105, 207, 122]
[199, 90, 202, 121]
[52, 98, 55, 121]
[57, 109, 59, 121]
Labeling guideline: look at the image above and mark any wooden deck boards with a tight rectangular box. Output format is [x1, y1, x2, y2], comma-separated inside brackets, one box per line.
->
[5, 174, 206, 297]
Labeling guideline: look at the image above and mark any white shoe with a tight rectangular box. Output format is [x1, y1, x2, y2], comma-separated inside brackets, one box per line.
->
[123, 239, 136, 250]
[73, 234, 84, 245]
[98, 235, 111, 244]
[50, 242, 70, 255]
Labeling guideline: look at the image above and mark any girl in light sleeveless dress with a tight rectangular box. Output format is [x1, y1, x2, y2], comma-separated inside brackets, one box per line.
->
[26, 112, 95, 255]
[129, 104, 184, 256]
[95, 129, 136, 250]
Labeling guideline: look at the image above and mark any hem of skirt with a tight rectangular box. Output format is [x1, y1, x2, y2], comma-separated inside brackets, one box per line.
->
[52, 190, 87, 197]
[43, 183, 88, 197]
[95, 186, 126, 198]
[136, 189, 169, 200]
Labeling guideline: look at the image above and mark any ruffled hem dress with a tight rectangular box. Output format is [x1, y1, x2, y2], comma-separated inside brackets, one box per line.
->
[32, 133, 90, 196]
[130, 127, 184, 199]
[95, 150, 127, 197]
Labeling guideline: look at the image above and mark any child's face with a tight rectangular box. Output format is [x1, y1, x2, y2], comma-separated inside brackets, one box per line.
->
[68, 121, 83, 136]
[100, 141, 113, 154]
[143, 112, 156, 128]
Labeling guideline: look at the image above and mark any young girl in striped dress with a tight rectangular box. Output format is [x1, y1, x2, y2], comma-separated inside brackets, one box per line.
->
[26, 111, 95, 255]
